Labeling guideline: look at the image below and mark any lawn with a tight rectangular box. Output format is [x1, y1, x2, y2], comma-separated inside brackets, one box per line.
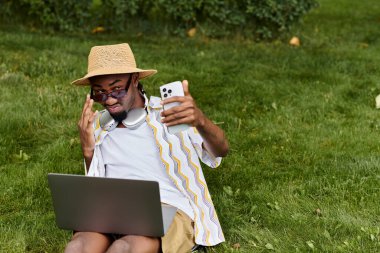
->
[0, 0, 380, 252]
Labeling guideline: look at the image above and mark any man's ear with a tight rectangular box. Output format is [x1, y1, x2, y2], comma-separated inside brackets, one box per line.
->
[132, 73, 139, 87]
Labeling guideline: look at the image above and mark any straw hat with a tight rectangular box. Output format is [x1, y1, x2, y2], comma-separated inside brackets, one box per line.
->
[72, 43, 157, 86]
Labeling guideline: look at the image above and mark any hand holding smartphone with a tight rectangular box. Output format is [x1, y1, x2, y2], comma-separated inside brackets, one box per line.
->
[160, 81, 190, 134]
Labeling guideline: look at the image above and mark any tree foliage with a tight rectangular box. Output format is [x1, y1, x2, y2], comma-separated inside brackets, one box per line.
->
[1, 0, 318, 39]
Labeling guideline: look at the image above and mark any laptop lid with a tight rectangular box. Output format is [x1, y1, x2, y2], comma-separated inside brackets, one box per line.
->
[47, 173, 177, 237]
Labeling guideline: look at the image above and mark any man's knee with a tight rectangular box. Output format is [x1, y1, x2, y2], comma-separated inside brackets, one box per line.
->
[64, 238, 84, 253]
[65, 232, 111, 253]
[107, 239, 131, 252]
[108, 236, 159, 253]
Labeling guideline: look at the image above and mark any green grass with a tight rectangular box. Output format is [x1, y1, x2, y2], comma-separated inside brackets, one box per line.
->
[1, 0, 380, 252]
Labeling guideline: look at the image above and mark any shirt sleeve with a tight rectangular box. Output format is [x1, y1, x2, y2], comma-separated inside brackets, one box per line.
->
[187, 127, 222, 168]
[84, 111, 106, 177]
[85, 146, 106, 177]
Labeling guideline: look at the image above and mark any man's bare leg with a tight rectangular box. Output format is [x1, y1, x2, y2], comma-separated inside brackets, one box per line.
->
[106, 235, 160, 253]
[64, 232, 112, 253]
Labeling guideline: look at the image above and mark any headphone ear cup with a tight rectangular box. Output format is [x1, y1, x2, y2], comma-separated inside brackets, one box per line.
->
[99, 110, 118, 131]
[122, 108, 147, 129]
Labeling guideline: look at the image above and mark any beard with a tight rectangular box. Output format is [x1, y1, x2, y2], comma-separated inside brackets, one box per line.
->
[110, 110, 127, 122]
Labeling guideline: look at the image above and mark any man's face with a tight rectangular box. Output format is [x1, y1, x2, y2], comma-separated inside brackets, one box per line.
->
[90, 73, 138, 121]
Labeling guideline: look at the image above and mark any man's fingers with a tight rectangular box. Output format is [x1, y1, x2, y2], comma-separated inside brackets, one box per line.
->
[162, 110, 192, 124]
[182, 80, 190, 96]
[82, 109, 96, 131]
[165, 115, 195, 127]
[161, 101, 194, 117]
[82, 95, 94, 115]
[87, 110, 98, 126]
[81, 98, 94, 125]
[161, 95, 187, 105]
[81, 94, 90, 116]
[80, 95, 90, 125]
[79, 96, 94, 130]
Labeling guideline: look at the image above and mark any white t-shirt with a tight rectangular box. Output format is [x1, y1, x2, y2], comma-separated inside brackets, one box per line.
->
[100, 122, 194, 220]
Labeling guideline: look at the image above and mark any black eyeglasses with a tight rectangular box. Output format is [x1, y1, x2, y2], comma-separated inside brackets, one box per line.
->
[90, 77, 132, 103]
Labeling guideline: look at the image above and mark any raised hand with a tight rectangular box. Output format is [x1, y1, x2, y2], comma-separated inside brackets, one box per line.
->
[161, 80, 228, 157]
[77, 94, 97, 168]
[160, 80, 205, 128]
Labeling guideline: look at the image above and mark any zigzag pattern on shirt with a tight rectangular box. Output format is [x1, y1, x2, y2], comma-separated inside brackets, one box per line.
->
[145, 114, 209, 241]
[179, 132, 225, 243]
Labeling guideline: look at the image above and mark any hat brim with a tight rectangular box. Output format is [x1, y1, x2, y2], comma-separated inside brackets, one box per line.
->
[71, 66, 157, 86]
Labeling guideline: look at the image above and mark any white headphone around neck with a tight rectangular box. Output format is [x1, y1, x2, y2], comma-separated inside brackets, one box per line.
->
[99, 108, 147, 131]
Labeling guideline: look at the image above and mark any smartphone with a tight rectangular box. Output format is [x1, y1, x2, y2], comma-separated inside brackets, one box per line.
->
[160, 81, 190, 134]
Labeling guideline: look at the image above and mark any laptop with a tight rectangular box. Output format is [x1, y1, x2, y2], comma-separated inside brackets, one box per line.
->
[47, 173, 177, 237]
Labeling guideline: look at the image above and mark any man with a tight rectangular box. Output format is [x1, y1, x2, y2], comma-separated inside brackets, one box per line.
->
[66, 43, 228, 253]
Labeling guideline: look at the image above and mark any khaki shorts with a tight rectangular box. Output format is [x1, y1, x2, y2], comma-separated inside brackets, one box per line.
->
[161, 210, 195, 253]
